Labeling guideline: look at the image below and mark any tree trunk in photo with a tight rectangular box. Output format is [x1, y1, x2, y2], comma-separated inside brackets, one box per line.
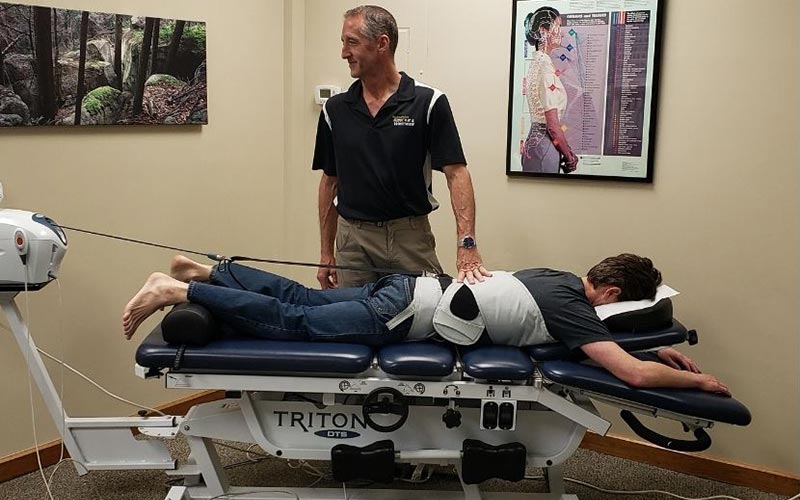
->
[114, 14, 123, 90]
[28, 7, 35, 61]
[165, 20, 185, 76]
[52, 8, 62, 104]
[33, 6, 56, 122]
[150, 18, 160, 74]
[132, 17, 155, 116]
[63, 11, 71, 47]
[0, 35, 24, 86]
[73, 11, 89, 125]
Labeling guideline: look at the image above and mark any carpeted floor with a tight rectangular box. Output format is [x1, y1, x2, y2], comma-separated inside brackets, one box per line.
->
[0, 437, 784, 500]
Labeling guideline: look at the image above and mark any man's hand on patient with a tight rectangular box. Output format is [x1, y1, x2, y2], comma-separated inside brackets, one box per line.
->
[456, 247, 492, 284]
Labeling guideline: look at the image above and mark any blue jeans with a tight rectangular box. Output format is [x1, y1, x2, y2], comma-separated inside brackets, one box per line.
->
[187, 263, 414, 346]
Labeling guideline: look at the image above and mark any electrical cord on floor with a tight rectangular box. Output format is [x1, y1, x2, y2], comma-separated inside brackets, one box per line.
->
[45, 458, 103, 500]
[287, 458, 332, 487]
[164, 444, 335, 492]
[168, 441, 303, 499]
[164, 442, 273, 487]
[525, 473, 751, 500]
[214, 441, 271, 462]
[204, 442, 390, 492]
[206, 490, 300, 500]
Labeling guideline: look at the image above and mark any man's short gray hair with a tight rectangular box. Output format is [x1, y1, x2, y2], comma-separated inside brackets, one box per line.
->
[344, 5, 398, 54]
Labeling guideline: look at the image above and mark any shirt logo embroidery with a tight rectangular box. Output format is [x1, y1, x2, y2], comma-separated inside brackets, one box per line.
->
[393, 115, 415, 127]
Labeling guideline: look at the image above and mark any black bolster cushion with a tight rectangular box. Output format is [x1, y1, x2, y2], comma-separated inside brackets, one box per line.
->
[161, 303, 220, 346]
[603, 298, 674, 333]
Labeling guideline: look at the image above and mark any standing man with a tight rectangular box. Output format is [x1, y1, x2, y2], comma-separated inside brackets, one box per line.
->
[313, 5, 490, 288]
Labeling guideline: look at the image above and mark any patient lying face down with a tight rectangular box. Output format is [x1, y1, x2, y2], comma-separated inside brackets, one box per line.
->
[122, 253, 730, 395]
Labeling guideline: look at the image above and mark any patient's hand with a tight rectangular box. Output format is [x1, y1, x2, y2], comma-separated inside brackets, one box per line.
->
[657, 348, 731, 396]
[697, 374, 730, 396]
[657, 347, 700, 373]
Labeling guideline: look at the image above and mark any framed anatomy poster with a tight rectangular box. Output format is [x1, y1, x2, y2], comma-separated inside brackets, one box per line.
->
[507, 0, 663, 182]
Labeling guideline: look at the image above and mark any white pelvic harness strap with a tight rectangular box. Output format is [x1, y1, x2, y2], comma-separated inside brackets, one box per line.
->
[385, 276, 442, 340]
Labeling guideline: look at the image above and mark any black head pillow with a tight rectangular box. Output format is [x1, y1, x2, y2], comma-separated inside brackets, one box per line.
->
[602, 298, 673, 333]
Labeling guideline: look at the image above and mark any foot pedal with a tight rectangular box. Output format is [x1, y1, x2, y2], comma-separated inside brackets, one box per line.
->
[481, 400, 517, 430]
[498, 402, 515, 430]
[331, 440, 395, 483]
[461, 439, 526, 484]
[481, 401, 498, 429]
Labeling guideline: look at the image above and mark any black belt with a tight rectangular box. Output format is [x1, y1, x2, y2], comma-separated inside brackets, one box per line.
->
[344, 214, 428, 228]
[437, 275, 453, 292]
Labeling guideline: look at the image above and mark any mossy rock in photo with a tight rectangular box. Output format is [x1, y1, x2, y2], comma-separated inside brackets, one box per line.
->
[60, 86, 128, 125]
[145, 74, 185, 88]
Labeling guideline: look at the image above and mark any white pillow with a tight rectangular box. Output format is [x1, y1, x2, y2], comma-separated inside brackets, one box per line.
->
[594, 285, 679, 321]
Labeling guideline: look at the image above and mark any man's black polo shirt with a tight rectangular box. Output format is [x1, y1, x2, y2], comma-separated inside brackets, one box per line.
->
[312, 72, 467, 222]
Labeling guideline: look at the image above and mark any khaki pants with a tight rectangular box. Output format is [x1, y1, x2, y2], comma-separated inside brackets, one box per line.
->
[335, 215, 443, 288]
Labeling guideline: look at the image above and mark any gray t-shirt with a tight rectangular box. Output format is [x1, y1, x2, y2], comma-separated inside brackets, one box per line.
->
[513, 268, 612, 350]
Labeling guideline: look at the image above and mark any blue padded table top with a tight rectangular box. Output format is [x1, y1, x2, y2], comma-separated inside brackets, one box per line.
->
[460, 345, 535, 381]
[540, 360, 752, 426]
[378, 341, 455, 377]
[136, 327, 374, 374]
[529, 320, 689, 361]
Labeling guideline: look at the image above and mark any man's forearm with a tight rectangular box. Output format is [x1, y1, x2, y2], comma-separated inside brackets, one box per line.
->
[318, 175, 338, 258]
[624, 360, 711, 390]
[444, 164, 476, 239]
[443, 164, 489, 282]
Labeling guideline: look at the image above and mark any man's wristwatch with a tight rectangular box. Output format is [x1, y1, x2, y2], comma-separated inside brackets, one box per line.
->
[458, 236, 476, 249]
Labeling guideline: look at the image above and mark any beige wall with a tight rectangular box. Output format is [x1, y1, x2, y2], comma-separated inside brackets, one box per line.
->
[1, 0, 797, 478]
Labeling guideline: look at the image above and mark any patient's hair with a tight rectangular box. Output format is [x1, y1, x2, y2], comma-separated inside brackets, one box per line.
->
[587, 254, 662, 301]
[345, 5, 399, 55]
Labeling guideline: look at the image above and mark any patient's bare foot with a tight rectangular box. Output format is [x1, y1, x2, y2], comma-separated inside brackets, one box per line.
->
[122, 272, 189, 339]
[170, 255, 212, 283]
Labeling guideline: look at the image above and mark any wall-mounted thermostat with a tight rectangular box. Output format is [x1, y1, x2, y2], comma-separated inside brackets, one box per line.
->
[315, 85, 341, 105]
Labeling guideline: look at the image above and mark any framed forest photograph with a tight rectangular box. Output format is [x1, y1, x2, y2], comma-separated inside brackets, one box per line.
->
[507, 0, 663, 182]
[0, 2, 207, 127]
